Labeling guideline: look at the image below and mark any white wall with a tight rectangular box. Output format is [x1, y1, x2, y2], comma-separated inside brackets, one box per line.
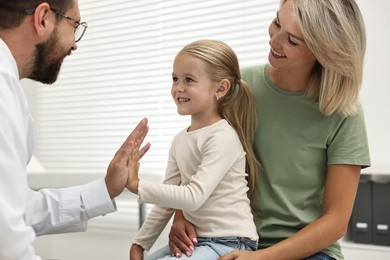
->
[356, 0, 390, 173]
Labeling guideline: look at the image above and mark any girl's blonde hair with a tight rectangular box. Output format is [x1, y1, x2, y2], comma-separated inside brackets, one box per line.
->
[281, 0, 366, 117]
[179, 39, 259, 197]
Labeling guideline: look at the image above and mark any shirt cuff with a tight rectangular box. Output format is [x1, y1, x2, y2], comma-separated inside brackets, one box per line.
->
[81, 178, 117, 219]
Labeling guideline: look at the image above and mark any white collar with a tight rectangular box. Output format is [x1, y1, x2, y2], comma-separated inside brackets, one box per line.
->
[0, 37, 20, 79]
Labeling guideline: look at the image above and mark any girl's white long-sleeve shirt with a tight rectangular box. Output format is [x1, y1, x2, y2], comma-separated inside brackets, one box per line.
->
[133, 119, 258, 250]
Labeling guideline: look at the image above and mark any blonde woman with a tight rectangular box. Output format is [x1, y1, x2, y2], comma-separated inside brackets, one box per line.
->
[127, 40, 259, 260]
[165, 1, 370, 259]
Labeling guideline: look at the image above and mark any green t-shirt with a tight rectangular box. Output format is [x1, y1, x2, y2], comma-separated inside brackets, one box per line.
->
[241, 64, 371, 259]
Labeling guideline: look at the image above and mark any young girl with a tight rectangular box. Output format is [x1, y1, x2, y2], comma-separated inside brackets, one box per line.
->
[127, 39, 259, 260]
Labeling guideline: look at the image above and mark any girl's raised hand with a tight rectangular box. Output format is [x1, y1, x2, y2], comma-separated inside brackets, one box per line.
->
[127, 141, 141, 194]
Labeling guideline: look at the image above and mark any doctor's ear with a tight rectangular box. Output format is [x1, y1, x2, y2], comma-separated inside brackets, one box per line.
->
[215, 79, 231, 100]
[32, 3, 54, 38]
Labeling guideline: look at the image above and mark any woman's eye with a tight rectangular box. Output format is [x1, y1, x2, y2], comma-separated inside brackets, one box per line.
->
[273, 16, 298, 46]
[288, 37, 298, 46]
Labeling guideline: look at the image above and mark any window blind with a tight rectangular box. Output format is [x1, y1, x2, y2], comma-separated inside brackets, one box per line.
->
[31, 0, 279, 176]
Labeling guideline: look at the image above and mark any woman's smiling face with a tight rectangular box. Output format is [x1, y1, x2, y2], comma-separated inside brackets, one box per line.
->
[268, 0, 317, 72]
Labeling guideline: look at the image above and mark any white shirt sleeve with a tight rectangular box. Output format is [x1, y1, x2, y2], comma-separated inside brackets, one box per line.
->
[25, 178, 117, 236]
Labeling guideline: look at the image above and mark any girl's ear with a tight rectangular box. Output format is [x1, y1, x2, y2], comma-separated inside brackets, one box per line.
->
[32, 3, 53, 38]
[215, 79, 231, 100]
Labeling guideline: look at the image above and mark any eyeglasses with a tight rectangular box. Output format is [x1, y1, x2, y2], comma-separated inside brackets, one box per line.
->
[24, 8, 88, 42]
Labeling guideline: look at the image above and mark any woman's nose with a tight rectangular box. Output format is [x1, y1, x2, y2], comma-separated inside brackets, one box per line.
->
[270, 30, 287, 47]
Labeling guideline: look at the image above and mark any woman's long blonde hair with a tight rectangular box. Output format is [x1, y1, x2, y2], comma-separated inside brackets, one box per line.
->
[281, 0, 366, 117]
[179, 40, 259, 197]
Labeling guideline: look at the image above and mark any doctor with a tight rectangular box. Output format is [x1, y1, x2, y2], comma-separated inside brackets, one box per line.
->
[0, 0, 150, 259]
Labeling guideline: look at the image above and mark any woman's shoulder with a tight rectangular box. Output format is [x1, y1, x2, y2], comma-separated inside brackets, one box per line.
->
[241, 64, 267, 77]
[241, 64, 269, 93]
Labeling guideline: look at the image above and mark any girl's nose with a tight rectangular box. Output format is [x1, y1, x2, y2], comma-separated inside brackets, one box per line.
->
[174, 82, 185, 92]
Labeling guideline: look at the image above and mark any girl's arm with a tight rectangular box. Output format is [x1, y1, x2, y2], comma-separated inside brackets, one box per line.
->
[129, 141, 181, 252]
[128, 129, 244, 211]
[219, 164, 361, 260]
[130, 244, 144, 260]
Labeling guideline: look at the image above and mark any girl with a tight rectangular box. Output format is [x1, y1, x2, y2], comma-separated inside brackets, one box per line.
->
[127, 39, 259, 260]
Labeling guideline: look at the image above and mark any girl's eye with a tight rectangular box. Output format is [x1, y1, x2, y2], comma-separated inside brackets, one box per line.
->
[172, 76, 178, 82]
[186, 77, 194, 83]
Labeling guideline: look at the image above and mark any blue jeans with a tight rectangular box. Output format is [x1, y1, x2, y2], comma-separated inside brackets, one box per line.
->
[145, 237, 257, 260]
[304, 252, 336, 260]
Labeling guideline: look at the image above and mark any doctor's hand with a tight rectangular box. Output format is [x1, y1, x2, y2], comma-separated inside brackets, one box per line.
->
[105, 118, 150, 199]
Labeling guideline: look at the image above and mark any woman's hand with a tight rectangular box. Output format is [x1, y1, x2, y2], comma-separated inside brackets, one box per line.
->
[219, 250, 265, 260]
[168, 210, 197, 257]
[130, 243, 145, 260]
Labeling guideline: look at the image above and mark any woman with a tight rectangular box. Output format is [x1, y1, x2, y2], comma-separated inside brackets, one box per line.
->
[150, 0, 370, 259]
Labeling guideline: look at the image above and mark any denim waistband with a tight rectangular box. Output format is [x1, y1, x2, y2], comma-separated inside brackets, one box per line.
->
[197, 236, 258, 251]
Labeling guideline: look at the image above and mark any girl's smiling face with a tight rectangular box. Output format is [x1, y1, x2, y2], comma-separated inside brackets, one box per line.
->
[171, 53, 220, 128]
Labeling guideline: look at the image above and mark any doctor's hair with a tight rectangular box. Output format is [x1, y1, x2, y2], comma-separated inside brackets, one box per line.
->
[0, 0, 74, 29]
[281, 0, 366, 117]
[178, 39, 259, 197]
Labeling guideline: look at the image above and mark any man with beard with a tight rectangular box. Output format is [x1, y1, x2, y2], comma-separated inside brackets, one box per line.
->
[0, 0, 151, 259]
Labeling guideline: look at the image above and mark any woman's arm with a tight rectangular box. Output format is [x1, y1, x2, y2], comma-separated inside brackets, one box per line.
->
[168, 210, 198, 257]
[219, 164, 361, 260]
